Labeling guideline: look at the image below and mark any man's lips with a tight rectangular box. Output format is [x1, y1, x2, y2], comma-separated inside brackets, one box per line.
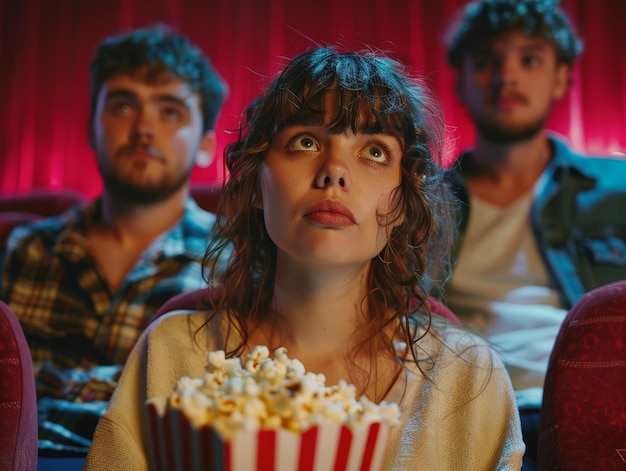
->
[492, 92, 527, 108]
[304, 200, 356, 227]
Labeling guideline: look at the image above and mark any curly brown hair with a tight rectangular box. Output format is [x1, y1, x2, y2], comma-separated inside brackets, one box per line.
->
[203, 47, 456, 370]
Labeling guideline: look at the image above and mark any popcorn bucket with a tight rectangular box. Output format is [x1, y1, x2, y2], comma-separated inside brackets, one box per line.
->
[146, 397, 391, 471]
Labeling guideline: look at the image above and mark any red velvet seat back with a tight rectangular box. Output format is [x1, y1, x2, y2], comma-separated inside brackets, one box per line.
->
[0, 188, 86, 217]
[0, 188, 88, 250]
[0, 301, 38, 471]
[155, 286, 223, 319]
[190, 184, 222, 214]
[538, 280, 626, 470]
[155, 286, 461, 325]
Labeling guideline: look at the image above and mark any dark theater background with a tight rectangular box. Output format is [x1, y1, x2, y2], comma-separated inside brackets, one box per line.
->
[1, 0, 625, 198]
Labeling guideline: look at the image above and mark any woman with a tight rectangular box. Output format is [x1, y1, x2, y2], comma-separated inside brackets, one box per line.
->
[85, 47, 524, 470]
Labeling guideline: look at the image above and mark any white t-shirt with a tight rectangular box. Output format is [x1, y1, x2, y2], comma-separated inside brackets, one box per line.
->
[445, 189, 567, 408]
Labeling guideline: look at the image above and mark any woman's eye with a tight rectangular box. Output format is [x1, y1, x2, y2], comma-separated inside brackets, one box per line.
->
[362, 144, 388, 163]
[289, 135, 319, 152]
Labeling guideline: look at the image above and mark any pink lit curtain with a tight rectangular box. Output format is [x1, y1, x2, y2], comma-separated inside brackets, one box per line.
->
[1, 0, 625, 198]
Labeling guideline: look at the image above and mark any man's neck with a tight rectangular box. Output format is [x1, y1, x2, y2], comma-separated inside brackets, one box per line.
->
[98, 186, 189, 243]
[471, 133, 551, 177]
[463, 133, 552, 207]
[86, 186, 189, 291]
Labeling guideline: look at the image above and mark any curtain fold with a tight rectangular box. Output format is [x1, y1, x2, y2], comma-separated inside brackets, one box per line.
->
[1, 0, 624, 198]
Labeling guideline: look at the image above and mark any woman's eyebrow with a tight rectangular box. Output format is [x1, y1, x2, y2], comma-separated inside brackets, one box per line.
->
[292, 114, 326, 126]
[276, 115, 325, 132]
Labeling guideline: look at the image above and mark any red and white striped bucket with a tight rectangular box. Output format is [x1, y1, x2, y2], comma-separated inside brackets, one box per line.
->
[146, 398, 390, 471]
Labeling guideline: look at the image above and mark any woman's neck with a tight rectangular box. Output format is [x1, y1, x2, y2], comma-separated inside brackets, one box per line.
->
[245, 259, 401, 401]
[273, 259, 369, 341]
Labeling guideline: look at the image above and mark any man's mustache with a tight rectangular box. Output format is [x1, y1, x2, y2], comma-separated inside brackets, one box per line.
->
[117, 143, 166, 161]
[489, 90, 528, 105]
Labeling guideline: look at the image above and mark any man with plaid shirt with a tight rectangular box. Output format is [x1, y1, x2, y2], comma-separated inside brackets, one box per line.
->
[0, 24, 228, 455]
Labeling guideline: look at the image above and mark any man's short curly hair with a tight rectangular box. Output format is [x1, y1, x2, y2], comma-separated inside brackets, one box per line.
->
[89, 24, 228, 133]
[445, 0, 583, 69]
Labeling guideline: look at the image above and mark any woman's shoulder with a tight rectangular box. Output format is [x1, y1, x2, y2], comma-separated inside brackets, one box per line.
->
[147, 309, 225, 344]
[152, 309, 212, 326]
[408, 313, 506, 370]
[139, 310, 233, 372]
[403, 315, 513, 411]
[148, 309, 203, 330]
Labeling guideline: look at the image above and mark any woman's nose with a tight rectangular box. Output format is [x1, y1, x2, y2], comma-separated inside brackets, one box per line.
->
[315, 156, 352, 190]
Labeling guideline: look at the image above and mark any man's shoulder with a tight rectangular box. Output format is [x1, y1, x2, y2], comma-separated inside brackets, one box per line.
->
[550, 135, 626, 173]
[6, 209, 80, 250]
[181, 198, 218, 235]
[576, 154, 626, 173]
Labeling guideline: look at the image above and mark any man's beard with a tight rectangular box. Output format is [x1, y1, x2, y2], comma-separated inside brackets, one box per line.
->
[101, 166, 192, 205]
[475, 116, 545, 144]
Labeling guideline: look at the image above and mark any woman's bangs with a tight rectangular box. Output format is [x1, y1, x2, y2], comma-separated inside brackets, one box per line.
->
[270, 55, 409, 145]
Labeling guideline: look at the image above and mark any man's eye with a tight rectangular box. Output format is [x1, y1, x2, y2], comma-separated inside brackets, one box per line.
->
[289, 135, 318, 151]
[112, 102, 133, 115]
[163, 108, 182, 121]
[523, 55, 539, 67]
[473, 57, 497, 71]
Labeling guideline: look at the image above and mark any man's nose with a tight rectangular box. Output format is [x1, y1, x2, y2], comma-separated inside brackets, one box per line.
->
[130, 108, 155, 140]
[493, 57, 518, 87]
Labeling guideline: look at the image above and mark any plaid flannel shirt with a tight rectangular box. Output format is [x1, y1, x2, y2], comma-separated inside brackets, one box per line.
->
[0, 197, 217, 371]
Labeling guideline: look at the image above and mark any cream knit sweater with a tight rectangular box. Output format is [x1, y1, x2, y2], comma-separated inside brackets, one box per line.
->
[85, 311, 524, 470]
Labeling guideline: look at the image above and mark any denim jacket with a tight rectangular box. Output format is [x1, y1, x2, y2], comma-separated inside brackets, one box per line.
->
[445, 135, 626, 309]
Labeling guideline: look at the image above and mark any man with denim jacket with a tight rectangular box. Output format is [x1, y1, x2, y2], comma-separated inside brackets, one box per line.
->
[441, 0, 626, 469]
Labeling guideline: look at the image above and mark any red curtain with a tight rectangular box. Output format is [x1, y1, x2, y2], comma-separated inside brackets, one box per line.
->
[1, 0, 625, 198]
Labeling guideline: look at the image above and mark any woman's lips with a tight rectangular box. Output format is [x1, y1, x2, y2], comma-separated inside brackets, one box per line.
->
[304, 200, 356, 227]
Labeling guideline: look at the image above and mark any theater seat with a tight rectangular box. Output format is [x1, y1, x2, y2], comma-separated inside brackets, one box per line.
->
[538, 279, 626, 470]
[0, 188, 87, 217]
[0, 188, 87, 251]
[0, 185, 218, 252]
[155, 286, 461, 325]
[0, 301, 38, 471]
[190, 183, 222, 214]
[155, 285, 224, 318]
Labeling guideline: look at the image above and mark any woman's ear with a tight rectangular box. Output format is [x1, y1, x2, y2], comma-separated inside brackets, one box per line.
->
[196, 130, 217, 168]
[252, 189, 263, 209]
